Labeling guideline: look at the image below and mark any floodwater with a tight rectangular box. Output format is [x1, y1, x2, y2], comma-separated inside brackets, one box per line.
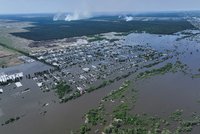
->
[0, 77, 124, 134]
[134, 73, 200, 116]
[0, 61, 52, 75]
[1, 31, 200, 134]
[129, 32, 200, 133]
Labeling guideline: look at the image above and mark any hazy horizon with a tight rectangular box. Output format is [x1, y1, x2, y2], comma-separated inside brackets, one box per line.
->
[0, 0, 200, 15]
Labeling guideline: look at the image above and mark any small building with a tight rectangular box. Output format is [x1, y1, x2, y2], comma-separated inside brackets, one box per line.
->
[82, 68, 90, 72]
[0, 89, 3, 94]
[80, 75, 86, 80]
[92, 65, 97, 69]
[37, 82, 43, 87]
[15, 82, 22, 87]
[77, 87, 84, 94]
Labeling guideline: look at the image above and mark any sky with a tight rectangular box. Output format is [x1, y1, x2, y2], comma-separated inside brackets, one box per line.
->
[0, 0, 200, 14]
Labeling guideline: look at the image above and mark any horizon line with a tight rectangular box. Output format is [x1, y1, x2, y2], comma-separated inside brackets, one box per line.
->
[0, 10, 200, 16]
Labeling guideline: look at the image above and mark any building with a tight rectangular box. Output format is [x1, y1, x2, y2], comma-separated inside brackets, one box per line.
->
[0, 71, 23, 84]
[15, 82, 22, 87]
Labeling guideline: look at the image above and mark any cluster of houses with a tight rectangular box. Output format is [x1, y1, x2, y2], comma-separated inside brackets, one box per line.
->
[30, 38, 162, 70]
[27, 36, 167, 98]
[18, 56, 35, 63]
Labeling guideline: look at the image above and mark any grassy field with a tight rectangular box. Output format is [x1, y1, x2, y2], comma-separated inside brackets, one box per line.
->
[0, 45, 22, 67]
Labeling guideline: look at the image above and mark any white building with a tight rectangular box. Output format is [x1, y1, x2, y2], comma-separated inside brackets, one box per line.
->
[0, 89, 3, 93]
[82, 68, 90, 72]
[15, 82, 22, 87]
[0, 72, 23, 84]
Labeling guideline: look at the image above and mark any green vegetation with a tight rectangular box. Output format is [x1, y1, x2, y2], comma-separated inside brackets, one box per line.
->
[114, 32, 131, 36]
[137, 63, 173, 79]
[75, 80, 137, 134]
[55, 82, 71, 99]
[74, 104, 106, 133]
[171, 111, 200, 133]
[112, 103, 130, 120]
[87, 80, 109, 93]
[79, 125, 91, 134]
[13, 18, 194, 41]
[103, 81, 130, 101]
[1, 117, 20, 126]
[192, 68, 200, 78]
[102, 105, 200, 134]
[87, 35, 107, 42]
[104, 114, 165, 134]
[170, 109, 183, 121]
[60, 90, 81, 103]
[102, 106, 200, 134]
[192, 74, 200, 78]
[138, 61, 188, 79]
[171, 61, 188, 73]
[86, 108, 104, 125]
[75, 60, 199, 134]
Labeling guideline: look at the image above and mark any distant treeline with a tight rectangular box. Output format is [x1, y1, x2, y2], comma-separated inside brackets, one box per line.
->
[11, 18, 195, 41]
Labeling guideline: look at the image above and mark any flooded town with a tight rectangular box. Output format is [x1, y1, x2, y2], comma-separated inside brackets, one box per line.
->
[0, 3, 200, 134]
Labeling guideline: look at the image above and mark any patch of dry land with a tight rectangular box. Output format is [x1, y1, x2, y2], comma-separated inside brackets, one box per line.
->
[0, 20, 34, 51]
[0, 46, 22, 67]
[0, 20, 34, 67]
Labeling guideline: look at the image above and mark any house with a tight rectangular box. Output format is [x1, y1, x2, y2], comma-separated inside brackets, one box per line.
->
[15, 82, 22, 87]
[77, 87, 84, 94]
[0, 89, 3, 94]
[82, 68, 90, 72]
[92, 65, 97, 69]
[37, 82, 43, 87]
[80, 75, 86, 80]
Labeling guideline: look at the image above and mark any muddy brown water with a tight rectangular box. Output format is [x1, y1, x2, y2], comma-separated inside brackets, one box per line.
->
[0, 77, 124, 134]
